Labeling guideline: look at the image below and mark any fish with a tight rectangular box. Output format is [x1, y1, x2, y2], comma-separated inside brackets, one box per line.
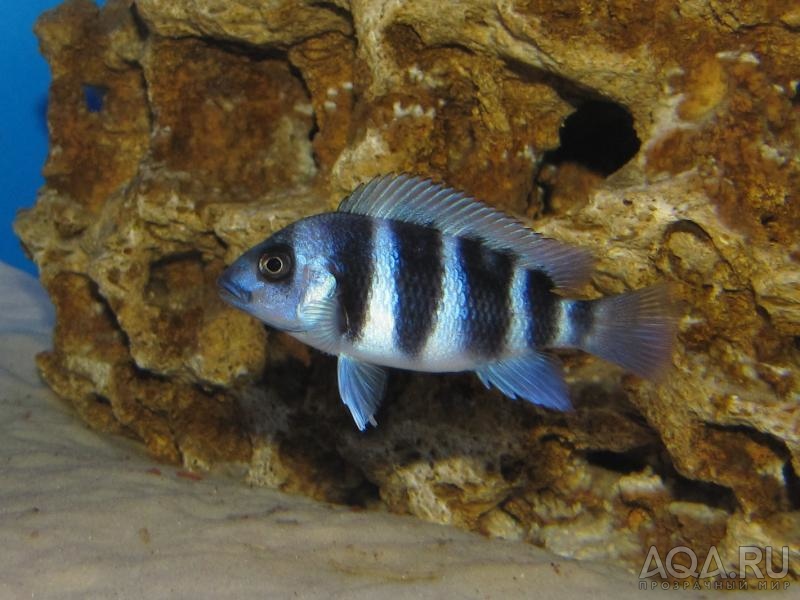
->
[218, 174, 675, 431]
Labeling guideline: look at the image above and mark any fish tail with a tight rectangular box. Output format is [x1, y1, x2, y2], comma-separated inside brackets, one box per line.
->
[559, 284, 677, 379]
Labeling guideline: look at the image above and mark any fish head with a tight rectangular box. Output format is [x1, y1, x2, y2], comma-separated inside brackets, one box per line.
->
[217, 223, 312, 333]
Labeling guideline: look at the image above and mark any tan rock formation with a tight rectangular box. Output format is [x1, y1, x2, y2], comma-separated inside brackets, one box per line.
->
[15, 0, 799, 581]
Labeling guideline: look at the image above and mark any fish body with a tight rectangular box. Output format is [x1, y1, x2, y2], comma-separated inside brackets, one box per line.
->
[219, 175, 674, 430]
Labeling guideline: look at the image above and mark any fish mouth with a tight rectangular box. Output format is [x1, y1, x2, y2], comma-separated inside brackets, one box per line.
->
[217, 275, 252, 306]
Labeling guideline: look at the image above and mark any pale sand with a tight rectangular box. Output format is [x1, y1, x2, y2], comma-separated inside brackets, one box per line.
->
[0, 262, 701, 598]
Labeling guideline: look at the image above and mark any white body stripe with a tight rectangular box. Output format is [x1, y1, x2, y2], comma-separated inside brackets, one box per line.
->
[552, 300, 575, 348]
[504, 267, 531, 353]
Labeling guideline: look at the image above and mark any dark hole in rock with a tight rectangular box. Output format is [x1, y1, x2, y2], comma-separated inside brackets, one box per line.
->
[794, 336, 800, 351]
[538, 432, 565, 445]
[760, 213, 777, 226]
[783, 461, 800, 510]
[667, 472, 738, 513]
[307, 113, 320, 143]
[93, 394, 111, 406]
[585, 448, 649, 474]
[500, 454, 525, 482]
[754, 305, 772, 322]
[312, 1, 355, 29]
[543, 100, 641, 177]
[204, 37, 289, 63]
[82, 84, 107, 113]
[86, 277, 132, 352]
[664, 219, 713, 241]
[130, 3, 150, 40]
[345, 477, 381, 508]
[601, 443, 739, 512]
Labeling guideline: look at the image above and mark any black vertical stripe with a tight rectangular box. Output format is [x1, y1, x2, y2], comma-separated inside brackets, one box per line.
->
[566, 300, 594, 347]
[329, 214, 375, 342]
[390, 220, 443, 357]
[524, 269, 557, 347]
[457, 237, 514, 358]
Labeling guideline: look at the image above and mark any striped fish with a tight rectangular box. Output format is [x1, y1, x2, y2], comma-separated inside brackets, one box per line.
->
[218, 174, 675, 430]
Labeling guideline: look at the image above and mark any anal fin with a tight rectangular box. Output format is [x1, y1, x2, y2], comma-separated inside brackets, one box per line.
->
[475, 352, 571, 411]
[337, 355, 388, 430]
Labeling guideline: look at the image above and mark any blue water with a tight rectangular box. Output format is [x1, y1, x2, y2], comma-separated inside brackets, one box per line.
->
[0, 1, 105, 276]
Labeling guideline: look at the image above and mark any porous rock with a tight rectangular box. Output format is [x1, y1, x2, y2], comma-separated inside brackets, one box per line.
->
[15, 0, 800, 579]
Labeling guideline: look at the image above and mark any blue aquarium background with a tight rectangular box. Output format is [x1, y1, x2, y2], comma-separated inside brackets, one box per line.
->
[1, 1, 107, 276]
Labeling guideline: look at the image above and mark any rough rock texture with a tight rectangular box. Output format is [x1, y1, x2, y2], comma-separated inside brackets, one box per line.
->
[15, 0, 800, 582]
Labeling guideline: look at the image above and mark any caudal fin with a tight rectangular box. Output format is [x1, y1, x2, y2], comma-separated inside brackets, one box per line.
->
[580, 284, 676, 379]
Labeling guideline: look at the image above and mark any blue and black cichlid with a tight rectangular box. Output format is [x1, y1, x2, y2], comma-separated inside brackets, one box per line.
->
[218, 174, 675, 430]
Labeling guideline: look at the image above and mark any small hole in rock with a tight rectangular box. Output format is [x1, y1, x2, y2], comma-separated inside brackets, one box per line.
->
[664, 219, 713, 241]
[783, 461, 800, 510]
[667, 469, 738, 512]
[760, 213, 776, 226]
[543, 100, 641, 176]
[82, 84, 107, 113]
[500, 454, 525, 482]
[586, 449, 648, 474]
[93, 394, 111, 406]
[130, 3, 150, 39]
[345, 478, 381, 509]
[307, 114, 320, 142]
[754, 305, 772, 323]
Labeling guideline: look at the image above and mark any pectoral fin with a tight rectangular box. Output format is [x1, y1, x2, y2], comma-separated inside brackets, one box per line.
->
[296, 265, 341, 353]
[337, 355, 388, 430]
[475, 352, 571, 411]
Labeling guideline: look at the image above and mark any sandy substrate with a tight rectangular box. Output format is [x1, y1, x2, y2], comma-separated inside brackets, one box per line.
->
[0, 262, 731, 598]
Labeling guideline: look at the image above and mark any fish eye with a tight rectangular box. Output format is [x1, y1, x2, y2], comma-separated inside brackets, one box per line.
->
[258, 249, 293, 280]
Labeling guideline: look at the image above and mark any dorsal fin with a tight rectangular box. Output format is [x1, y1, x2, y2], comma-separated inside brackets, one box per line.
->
[338, 174, 594, 290]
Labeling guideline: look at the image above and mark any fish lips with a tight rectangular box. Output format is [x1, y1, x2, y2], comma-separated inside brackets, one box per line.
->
[217, 272, 252, 308]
